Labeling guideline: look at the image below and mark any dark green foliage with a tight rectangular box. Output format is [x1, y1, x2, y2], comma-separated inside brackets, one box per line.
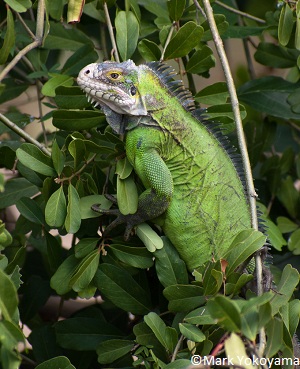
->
[0, 0, 300, 368]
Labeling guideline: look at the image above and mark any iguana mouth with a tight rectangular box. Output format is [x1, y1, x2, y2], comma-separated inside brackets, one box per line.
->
[77, 64, 129, 114]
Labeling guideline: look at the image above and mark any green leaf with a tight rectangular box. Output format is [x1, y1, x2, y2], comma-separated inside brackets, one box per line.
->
[264, 218, 287, 251]
[203, 264, 223, 295]
[0, 268, 18, 321]
[0, 177, 38, 209]
[0, 320, 24, 350]
[138, 39, 161, 61]
[179, 323, 205, 342]
[186, 46, 215, 74]
[28, 325, 60, 363]
[110, 244, 154, 269]
[225, 273, 253, 296]
[222, 25, 266, 39]
[4, 0, 32, 12]
[296, 9, 300, 50]
[224, 333, 255, 369]
[75, 238, 98, 258]
[164, 21, 203, 60]
[45, 186, 67, 228]
[194, 82, 228, 105]
[50, 255, 79, 295]
[167, 0, 185, 21]
[43, 21, 94, 51]
[45, 232, 63, 273]
[277, 176, 299, 218]
[163, 285, 205, 312]
[287, 299, 300, 336]
[95, 263, 152, 314]
[207, 295, 241, 332]
[62, 44, 98, 76]
[19, 276, 52, 323]
[69, 250, 100, 292]
[65, 184, 81, 234]
[265, 318, 284, 358]
[35, 356, 76, 369]
[117, 175, 138, 215]
[0, 78, 29, 104]
[164, 360, 192, 369]
[0, 223, 13, 247]
[41, 74, 74, 97]
[201, 14, 228, 41]
[97, 339, 135, 364]
[239, 76, 300, 119]
[223, 229, 266, 276]
[278, 4, 294, 46]
[16, 197, 44, 225]
[115, 11, 139, 60]
[54, 86, 91, 109]
[288, 228, 300, 254]
[16, 143, 56, 176]
[270, 264, 300, 315]
[254, 42, 298, 68]
[17, 161, 44, 187]
[53, 110, 106, 131]
[287, 88, 300, 113]
[80, 194, 112, 219]
[68, 138, 86, 169]
[184, 306, 216, 325]
[0, 8, 15, 65]
[136, 223, 164, 252]
[240, 308, 259, 340]
[154, 236, 188, 287]
[206, 103, 247, 121]
[144, 312, 177, 352]
[51, 140, 65, 176]
[115, 157, 133, 179]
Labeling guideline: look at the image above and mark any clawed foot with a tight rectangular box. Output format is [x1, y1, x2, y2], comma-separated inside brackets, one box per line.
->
[91, 201, 136, 240]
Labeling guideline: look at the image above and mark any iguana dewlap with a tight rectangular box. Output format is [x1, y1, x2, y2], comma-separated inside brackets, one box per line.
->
[77, 60, 251, 270]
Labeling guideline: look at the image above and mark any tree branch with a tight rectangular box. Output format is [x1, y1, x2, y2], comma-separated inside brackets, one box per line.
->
[199, 0, 266, 355]
[0, 0, 45, 82]
[0, 113, 51, 156]
[103, 2, 120, 62]
[215, 1, 266, 24]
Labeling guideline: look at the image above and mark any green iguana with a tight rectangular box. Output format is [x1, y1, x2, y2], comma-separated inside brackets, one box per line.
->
[77, 60, 252, 271]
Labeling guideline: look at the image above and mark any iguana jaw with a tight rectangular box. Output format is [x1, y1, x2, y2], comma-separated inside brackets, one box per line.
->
[77, 61, 147, 116]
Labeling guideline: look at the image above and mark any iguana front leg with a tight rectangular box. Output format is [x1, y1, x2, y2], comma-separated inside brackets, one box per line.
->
[94, 137, 174, 239]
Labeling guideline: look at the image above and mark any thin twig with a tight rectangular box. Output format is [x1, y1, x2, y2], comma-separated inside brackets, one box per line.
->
[200, 0, 266, 355]
[0, 113, 51, 156]
[0, 0, 45, 82]
[160, 22, 176, 61]
[35, 83, 48, 146]
[103, 2, 120, 62]
[0, 40, 41, 82]
[55, 153, 97, 184]
[171, 334, 184, 362]
[14, 11, 36, 39]
[215, 0, 266, 24]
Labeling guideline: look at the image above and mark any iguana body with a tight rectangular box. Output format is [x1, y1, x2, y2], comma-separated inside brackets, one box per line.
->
[77, 60, 251, 270]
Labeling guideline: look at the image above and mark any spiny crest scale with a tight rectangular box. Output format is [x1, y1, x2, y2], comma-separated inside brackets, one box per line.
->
[146, 61, 195, 111]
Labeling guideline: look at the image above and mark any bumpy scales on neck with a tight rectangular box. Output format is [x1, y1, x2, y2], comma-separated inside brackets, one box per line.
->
[77, 60, 251, 270]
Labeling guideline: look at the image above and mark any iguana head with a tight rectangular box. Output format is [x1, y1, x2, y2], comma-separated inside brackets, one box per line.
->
[77, 60, 147, 116]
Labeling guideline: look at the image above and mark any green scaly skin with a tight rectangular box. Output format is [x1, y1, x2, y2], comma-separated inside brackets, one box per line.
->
[77, 60, 251, 270]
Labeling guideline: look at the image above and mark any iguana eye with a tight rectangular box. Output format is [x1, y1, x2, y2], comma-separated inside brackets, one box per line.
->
[130, 86, 137, 96]
[110, 72, 120, 79]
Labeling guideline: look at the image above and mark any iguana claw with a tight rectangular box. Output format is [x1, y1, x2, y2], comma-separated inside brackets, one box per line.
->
[91, 203, 136, 240]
